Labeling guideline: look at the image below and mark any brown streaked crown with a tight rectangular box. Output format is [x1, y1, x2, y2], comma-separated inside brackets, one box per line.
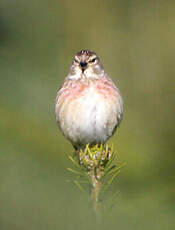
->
[76, 50, 97, 57]
[74, 50, 98, 63]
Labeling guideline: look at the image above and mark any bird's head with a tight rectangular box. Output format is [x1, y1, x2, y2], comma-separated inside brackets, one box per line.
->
[69, 50, 104, 80]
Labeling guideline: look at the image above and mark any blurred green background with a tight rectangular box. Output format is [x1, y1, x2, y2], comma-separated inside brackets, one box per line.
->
[0, 0, 175, 229]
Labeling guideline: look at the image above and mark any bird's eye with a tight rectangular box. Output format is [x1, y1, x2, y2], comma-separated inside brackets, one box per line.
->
[74, 58, 79, 63]
[89, 58, 96, 63]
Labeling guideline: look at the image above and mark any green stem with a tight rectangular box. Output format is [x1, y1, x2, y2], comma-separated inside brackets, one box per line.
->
[89, 167, 104, 216]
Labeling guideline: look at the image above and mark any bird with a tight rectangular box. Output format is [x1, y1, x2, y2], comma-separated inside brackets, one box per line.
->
[55, 50, 123, 150]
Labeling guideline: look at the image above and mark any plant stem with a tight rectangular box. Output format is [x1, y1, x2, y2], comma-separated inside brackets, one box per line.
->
[89, 167, 104, 216]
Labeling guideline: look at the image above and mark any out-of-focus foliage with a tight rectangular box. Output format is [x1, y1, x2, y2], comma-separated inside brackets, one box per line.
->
[0, 0, 175, 229]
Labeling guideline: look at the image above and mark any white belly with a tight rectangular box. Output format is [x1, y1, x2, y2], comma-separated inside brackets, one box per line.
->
[57, 85, 120, 148]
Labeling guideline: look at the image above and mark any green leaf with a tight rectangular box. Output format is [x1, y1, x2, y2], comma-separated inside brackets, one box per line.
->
[102, 170, 121, 193]
[68, 156, 82, 170]
[105, 162, 126, 177]
[74, 180, 87, 194]
[87, 145, 93, 160]
[67, 168, 86, 176]
[104, 152, 116, 170]
[104, 144, 109, 158]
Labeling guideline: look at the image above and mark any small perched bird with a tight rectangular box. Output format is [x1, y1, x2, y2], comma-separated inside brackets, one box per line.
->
[55, 50, 123, 150]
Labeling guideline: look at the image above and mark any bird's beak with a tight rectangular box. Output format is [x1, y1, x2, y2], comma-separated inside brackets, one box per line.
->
[80, 62, 87, 71]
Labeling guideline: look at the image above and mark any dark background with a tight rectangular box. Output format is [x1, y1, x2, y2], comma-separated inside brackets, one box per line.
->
[0, 0, 175, 229]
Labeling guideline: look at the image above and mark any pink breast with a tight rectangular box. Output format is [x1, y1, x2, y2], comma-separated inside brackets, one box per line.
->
[62, 81, 90, 100]
[58, 77, 119, 106]
[95, 78, 118, 98]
